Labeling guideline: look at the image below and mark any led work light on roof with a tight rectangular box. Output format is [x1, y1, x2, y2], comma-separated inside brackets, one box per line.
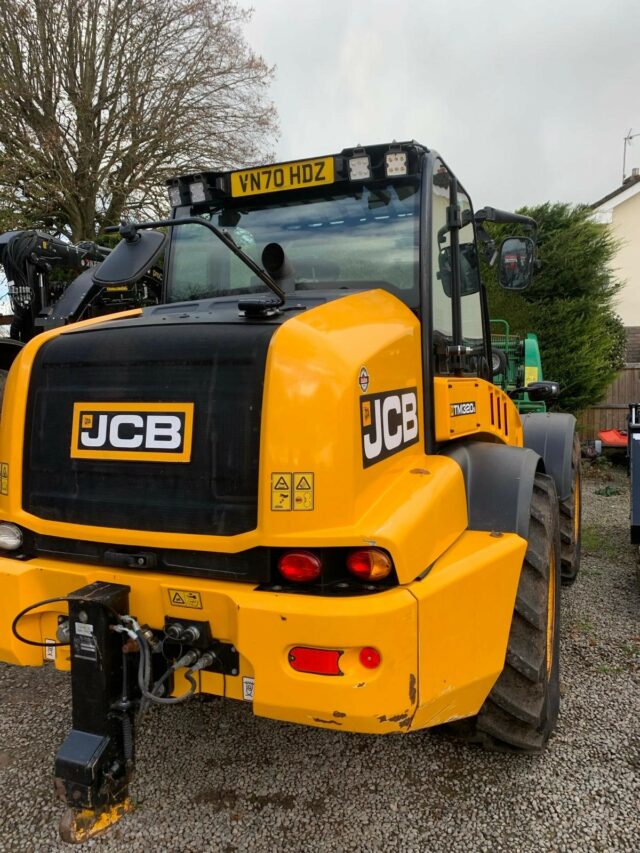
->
[385, 150, 408, 177]
[349, 153, 371, 181]
[189, 180, 207, 204]
[167, 184, 182, 208]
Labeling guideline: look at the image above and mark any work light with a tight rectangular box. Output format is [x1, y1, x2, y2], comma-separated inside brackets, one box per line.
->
[167, 184, 182, 207]
[349, 154, 371, 181]
[189, 180, 207, 204]
[384, 150, 408, 176]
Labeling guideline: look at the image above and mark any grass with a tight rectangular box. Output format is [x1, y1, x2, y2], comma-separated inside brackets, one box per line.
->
[594, 485, 623, 496]
[581, 524, 620, 558]
[595, 664, 625, 675]
[574, 617, 595, 635]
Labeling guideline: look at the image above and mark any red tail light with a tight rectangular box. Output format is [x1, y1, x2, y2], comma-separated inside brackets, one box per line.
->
[359, 647, 381, 669]
[346, 548, 392, 581]
[289, 646, 343, 675]
[279, 550, 322, 583]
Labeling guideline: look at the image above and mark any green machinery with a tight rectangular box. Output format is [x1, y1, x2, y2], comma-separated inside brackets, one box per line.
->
[490, 319, 546, 413]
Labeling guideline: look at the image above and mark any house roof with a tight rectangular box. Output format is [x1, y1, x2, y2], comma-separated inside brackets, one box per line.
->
[592, 173, 640, 210]
[626, 327, 640, 364]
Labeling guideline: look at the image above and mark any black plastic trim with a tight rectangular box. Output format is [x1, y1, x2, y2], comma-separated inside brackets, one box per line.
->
[521, 413, 576, 502]
[442, 440, 542, 539]
[420, 152, 436, 454]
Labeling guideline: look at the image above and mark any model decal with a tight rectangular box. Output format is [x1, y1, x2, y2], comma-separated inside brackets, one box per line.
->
[450, 401, 477, 417]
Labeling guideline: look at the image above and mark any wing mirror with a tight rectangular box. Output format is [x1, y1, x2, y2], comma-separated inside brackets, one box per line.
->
[498, 236, 535, 290]
[93, 227, 166, 286]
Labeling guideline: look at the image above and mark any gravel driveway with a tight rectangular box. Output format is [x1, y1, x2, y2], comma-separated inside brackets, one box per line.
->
[0, 463, 638, 852]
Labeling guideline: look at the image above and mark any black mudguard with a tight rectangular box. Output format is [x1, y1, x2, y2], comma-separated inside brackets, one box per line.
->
[0, 338, 24, 372]
[521, 412, 576, 502]
[442, 441, 542, 539]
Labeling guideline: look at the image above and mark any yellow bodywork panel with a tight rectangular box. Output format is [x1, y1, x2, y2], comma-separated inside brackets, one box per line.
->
[410, 530, 526, 728]
[0, 291, 469, 584]
[433, 377, 523, 445]
[0, 290, 531, 734]
[0, 528, 525, 733]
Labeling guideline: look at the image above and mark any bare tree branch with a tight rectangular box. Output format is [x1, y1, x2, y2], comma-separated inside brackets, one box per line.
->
[0, 0, 278, 239]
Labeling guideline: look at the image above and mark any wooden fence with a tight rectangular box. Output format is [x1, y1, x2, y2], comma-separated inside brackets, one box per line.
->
[578, 365, 640, 439]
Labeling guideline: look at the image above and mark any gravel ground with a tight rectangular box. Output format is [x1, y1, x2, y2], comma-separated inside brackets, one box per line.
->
[0, 462, 638, 852]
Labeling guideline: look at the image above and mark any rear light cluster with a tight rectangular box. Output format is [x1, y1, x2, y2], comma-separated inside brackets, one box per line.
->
[277, 547, 393, 586]
[279, 550, 321, 583]
[288, 645, 382, 674]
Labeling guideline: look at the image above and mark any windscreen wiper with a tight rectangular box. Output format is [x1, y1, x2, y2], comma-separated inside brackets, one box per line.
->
[106, 217, 285, 306]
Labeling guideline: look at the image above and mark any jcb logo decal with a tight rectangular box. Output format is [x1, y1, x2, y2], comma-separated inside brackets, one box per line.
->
[70, 403, 194, 462]
[361, 388, 419, 468]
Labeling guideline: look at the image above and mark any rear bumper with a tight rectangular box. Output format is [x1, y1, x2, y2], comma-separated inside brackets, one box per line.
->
[0, 557, 417, 734]
[0, 530, 526, 734]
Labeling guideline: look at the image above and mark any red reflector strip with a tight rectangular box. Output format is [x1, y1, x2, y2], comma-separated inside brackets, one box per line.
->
[288, 646, 343, 676]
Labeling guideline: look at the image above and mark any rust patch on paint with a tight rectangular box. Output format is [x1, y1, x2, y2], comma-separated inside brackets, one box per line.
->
[409, 673, 417, 705]
[333, 711, 346, 718]
[377, 710, 413, 730]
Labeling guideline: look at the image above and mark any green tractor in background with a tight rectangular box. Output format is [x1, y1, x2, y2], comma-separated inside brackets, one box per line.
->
[490, 319, 546, 414]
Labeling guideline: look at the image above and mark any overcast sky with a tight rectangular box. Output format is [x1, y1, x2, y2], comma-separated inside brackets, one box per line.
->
[246, 0, 640, 211]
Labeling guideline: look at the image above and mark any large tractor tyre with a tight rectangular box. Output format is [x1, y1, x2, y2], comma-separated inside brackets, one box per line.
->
[559, 435, 581, 586]
[473, 472, 561, 752]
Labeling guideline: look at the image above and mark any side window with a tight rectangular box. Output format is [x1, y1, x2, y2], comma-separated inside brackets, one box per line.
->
[458, 188, 483, 345]
[431, 161, 485, 375]
[431, 159, 453, 342]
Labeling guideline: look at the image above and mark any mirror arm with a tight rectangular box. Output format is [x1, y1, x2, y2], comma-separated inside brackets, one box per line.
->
[106, 217, 285, 305]
[475, 223, 497, 265]
[475, 207, 537, 231]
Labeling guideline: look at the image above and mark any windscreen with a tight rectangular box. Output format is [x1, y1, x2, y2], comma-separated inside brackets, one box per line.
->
[166, 179, 420, 307]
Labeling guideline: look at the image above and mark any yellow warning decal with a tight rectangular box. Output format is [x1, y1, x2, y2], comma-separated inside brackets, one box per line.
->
[293, 472, 314, 511]
[0, 462, 8, 496]
[271, 472, 314, 511]
[271, 472, 292, 511]
[168, 589, 202, 609]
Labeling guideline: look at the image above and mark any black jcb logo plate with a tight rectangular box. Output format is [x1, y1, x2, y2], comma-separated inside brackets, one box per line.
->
[70, 402, 194, 462]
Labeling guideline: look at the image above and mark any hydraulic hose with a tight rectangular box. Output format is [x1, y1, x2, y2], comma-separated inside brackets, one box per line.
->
[135, 629, 197, 706]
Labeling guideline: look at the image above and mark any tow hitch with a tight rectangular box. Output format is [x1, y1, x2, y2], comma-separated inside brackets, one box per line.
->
[9, 580, 237, 841]
[53, 581, 135, 843]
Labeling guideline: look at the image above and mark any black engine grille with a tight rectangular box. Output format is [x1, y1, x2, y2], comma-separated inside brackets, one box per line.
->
[23, 320, 275, 535]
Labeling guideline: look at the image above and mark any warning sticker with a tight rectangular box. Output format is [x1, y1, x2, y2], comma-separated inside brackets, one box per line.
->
[242, 676, 255, 701]
[168, 589, 203, 609]
[0, 462, 8, 496]
[271, 472, 292, 511]
[271, 472, 314, 511]
[293, 472, 314, 511]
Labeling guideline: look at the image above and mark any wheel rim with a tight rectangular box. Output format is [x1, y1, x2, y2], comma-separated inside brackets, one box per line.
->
[546, 547, 556, 676]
